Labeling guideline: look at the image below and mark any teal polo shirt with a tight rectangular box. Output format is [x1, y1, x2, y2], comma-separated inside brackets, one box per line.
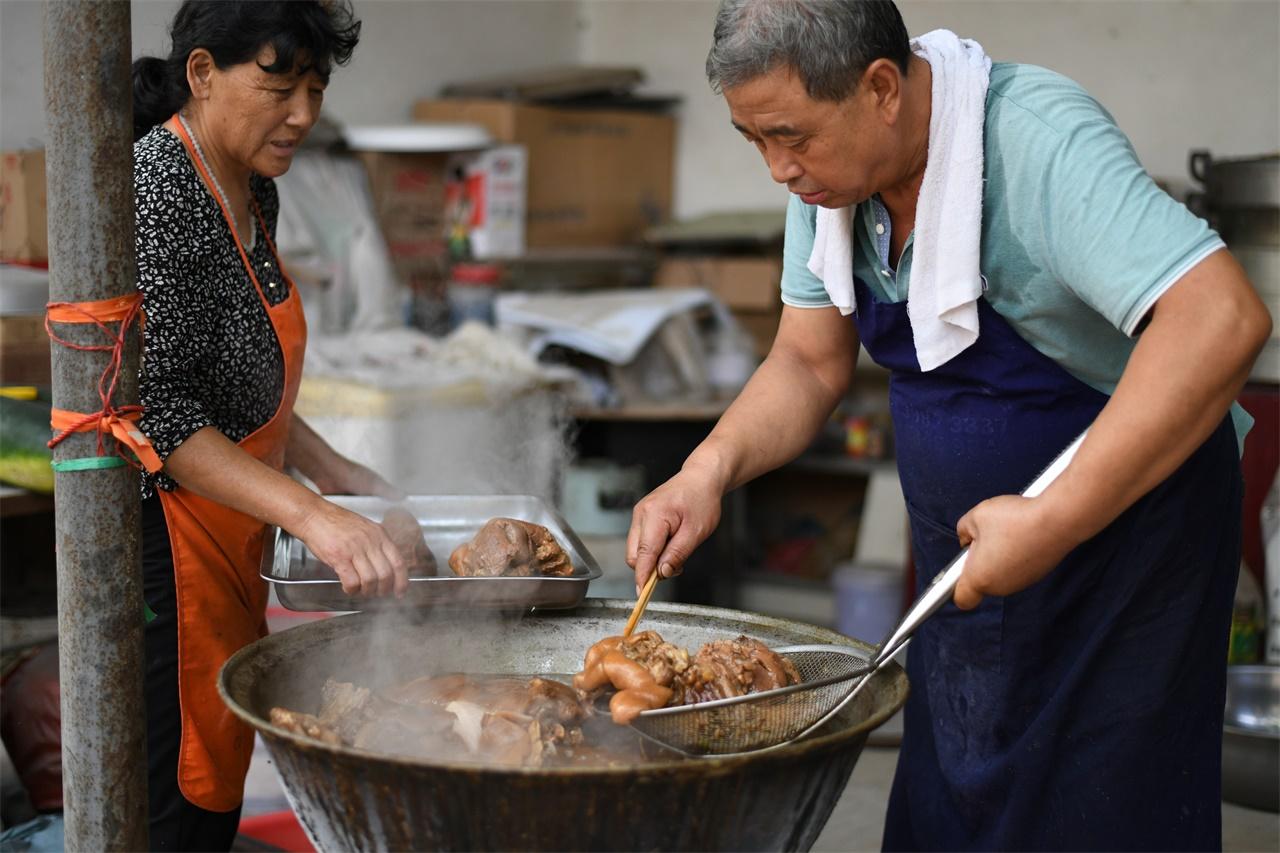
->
[781, 62, 1249, 446]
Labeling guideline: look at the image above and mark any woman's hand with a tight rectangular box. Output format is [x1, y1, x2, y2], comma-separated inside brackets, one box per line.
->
[293, 497, 409, 598]
[952, 494, 1084, 610]
[626, 464, 725, 593]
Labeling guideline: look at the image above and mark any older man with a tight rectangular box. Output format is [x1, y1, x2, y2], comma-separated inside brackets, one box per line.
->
[627, 0, 1271, 849]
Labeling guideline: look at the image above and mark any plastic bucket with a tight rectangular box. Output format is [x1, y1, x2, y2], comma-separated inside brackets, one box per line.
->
[832, 561, 903, 646]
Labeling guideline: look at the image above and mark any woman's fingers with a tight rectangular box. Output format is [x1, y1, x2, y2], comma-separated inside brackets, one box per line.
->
[355, 527, 400, 598]
[382, 537, 409, 597]
[346, 550, 376, 597]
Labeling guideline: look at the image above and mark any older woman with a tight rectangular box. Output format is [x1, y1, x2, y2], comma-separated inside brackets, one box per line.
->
[131, 2, 406, 848]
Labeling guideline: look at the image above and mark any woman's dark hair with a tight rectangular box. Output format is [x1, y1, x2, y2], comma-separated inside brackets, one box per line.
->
[132, 0, 361, 141]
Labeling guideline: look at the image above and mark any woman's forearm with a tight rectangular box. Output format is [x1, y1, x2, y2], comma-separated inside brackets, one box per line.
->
[164, 425, 324, 532]
[284, 415, 342, 484]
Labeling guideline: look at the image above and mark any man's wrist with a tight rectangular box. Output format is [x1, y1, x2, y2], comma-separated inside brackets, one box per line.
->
[1032, 481, 1107, 551]
[682, 440, 735, 495]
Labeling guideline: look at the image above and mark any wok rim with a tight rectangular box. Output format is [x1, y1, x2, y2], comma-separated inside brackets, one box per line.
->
[218, 599, 910, 777]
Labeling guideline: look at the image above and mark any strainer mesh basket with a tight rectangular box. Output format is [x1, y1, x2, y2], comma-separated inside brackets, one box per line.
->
[629, 644, 872, 756]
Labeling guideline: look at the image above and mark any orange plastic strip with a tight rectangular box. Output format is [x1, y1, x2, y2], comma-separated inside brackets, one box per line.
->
[46, 293, 142, 324]
[44, 291, 160, 473]
[49, 406, 163, 473]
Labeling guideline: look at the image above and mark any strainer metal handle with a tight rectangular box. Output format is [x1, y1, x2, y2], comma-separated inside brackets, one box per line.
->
[628, 430, 1090, 756]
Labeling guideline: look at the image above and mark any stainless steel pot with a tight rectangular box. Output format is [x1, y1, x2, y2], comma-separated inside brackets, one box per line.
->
[1222, 664, 1280, 813]
[1189, 151, 1279, 210]
[1187, 151, 1280, 383]
[220, 599, 908, 852]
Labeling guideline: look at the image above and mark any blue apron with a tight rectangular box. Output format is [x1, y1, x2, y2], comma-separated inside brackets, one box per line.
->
[849, 276, 1243, 851]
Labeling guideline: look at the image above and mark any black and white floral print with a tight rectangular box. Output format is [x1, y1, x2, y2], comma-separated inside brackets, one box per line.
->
[134, 125, 291, 497]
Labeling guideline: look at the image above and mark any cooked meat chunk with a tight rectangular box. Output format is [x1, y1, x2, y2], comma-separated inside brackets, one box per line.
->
[573, 631, 691, 724]
[271, 674, 589, 768]
[269, 707, 342, 746]
[350, 700, 457, 757]
[318, 679, 373, 742]
[448, 518, 573, 577]
[680, 636, 801, 704]
[573, 631, 800, 724]
[381, 506, 437, 576]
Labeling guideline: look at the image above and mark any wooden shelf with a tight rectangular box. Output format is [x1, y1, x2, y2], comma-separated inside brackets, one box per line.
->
[0, 486, 54, 518]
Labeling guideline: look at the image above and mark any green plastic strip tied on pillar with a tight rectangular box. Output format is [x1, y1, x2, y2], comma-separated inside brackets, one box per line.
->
[50, 456, 127, 472]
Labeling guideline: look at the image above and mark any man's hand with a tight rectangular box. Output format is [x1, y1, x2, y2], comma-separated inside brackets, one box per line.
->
[626, 465, 725, 593]
[952, 494, 1084, 610]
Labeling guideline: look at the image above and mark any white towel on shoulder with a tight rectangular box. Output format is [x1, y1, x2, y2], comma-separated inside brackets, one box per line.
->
[806, 29, 991, 371]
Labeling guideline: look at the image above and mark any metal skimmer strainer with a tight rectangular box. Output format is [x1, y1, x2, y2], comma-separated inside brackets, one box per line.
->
[630, 429, 1091, 757]
[629, 643, 877, 756]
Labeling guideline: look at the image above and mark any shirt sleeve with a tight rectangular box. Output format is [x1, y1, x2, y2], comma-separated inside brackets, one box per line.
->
[1038, 118, 1224, 336]
[781, 193, 835, 308]
[136, 165, 219, 462]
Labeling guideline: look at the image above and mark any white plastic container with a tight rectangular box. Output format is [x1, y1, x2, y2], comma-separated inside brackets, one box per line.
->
[560, 460, 645, 537]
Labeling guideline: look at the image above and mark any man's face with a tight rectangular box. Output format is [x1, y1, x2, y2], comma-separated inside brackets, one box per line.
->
[725, 65, 897, 209]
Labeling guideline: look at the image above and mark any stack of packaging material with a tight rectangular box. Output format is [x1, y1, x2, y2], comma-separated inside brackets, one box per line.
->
[0, 151, 50, 387]
[0, 151, 46, 267]
[415, 65, 677, 251]
[647, 211, 787, 359]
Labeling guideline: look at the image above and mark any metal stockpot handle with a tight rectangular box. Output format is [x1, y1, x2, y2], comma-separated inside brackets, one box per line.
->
[1189, 150, 1212, 185]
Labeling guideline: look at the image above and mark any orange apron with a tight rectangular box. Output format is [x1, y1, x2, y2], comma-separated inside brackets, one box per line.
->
[162, 117, 306, 811]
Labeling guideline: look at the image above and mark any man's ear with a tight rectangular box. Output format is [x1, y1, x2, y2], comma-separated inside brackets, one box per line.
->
[186, 48, 216, 101]
[861, 58, 905, 124]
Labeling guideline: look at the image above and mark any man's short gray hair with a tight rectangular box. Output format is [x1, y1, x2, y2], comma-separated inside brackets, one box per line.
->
[706, 0, 911, 101]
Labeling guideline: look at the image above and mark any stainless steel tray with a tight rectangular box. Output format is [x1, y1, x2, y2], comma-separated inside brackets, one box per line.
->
[260, 495, 602, 612]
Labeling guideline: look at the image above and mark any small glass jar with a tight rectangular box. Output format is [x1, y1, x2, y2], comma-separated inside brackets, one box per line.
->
[446, 263, 502, 329]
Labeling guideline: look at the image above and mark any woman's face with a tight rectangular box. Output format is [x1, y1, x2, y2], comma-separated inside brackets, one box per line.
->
[192, 44, 326, 179]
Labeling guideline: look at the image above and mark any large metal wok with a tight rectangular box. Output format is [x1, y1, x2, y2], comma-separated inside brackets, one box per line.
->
[220, 599, 908, 852]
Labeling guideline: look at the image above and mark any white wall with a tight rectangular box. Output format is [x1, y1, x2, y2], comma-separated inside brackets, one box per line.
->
[3, 0, 1275, 219]
[0, 0, 581, 147]
[578, 0, 1280, 218]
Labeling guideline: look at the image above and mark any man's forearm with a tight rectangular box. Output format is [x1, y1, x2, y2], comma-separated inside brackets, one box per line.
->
[688, 312, 858, 494]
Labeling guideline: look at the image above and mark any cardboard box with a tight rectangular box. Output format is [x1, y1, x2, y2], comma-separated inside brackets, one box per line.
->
[357, 150, 449, 284]
[414, 99, 673, 248]
[444, 145, 526, 259]
[732, 309, 781, 359]
[0, 315, 51, 385]
[1, 150, 48, 265]
[654, 256, 782, 312]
